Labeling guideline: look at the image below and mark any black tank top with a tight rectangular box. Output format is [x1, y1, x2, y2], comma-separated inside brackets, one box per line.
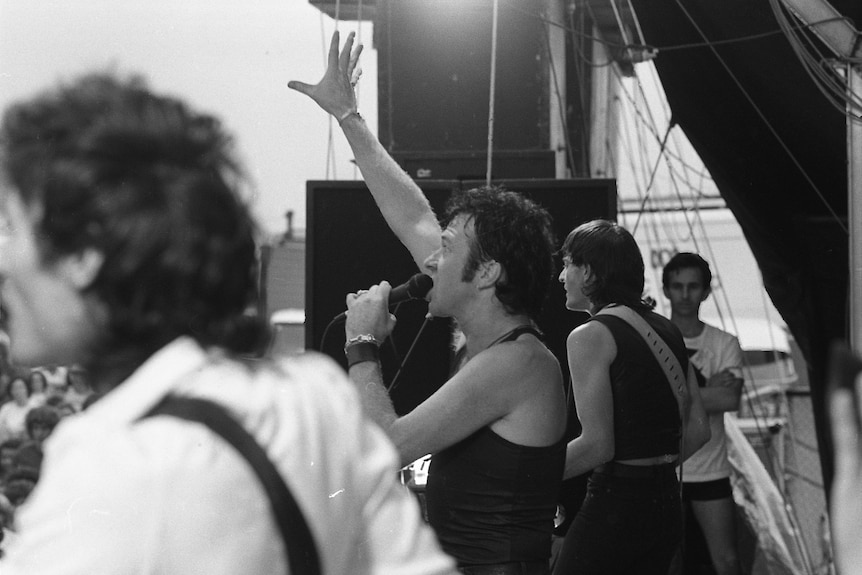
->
[588, 311, 683, 459]
[426, 326, 565, 565]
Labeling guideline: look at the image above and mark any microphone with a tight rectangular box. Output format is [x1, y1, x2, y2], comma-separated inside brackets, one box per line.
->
[388, 273, 434, 307]
[334, 273, 433, 321]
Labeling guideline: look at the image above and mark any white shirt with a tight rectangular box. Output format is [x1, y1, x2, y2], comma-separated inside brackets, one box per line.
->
[1, 338, 456, 575]
[683, 323, 744, 482]
[0, 401, 30, 444]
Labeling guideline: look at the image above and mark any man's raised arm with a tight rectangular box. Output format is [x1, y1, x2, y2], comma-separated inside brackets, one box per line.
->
[289, 31, 441, 269]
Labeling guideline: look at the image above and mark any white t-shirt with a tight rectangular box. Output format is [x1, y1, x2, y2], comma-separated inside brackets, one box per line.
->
[682, 323, 744, 482]
[0, 401, 30, 444]
[1, 338, 456, 575]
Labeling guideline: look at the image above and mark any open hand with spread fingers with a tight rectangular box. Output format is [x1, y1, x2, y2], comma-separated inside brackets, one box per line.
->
[288, 30, 363, 125]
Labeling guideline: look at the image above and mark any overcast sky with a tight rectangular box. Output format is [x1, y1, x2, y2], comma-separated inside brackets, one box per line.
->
[0, 0, 376, 236]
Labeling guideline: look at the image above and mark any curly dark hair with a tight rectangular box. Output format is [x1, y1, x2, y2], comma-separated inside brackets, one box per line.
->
[25, 407, 60, 439]
[560, 219, 653, 311]
[661, 252, 713, 292]
[442, 186, 556, 319]
[0, 73, 266, 382]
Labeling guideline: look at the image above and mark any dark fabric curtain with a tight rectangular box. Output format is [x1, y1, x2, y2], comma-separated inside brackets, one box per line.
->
[629, 0, 861, 490]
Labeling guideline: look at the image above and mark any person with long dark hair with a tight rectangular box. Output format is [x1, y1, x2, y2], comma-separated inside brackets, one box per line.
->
[552, 220, 709, 575]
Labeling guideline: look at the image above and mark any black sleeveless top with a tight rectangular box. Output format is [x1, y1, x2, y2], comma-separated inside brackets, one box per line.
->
[425, 326, 566, 566]
[588, 310, 684, 459]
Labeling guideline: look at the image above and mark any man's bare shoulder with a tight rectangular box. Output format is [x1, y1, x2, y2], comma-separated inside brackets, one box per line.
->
[567, 318, 613, 344]
[469, 335, 562, 391]
[566, 319, 616, 365]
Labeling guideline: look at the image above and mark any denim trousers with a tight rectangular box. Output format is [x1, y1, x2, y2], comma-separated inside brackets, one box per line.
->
[552, 463, 682, 575]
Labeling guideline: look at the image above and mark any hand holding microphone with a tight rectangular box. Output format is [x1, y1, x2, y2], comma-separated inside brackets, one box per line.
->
[344, 274, 433, 343]
[346, 282, 397, 344]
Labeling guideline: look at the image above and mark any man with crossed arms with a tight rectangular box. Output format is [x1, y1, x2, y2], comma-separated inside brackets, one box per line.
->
[663, 252, 744, 575]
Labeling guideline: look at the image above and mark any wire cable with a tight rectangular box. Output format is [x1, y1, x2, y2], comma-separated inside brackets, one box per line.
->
[573, 5, 804, 486]
[486, 0, 500, 186]
[568, 7, 593, 172]
[389, 314, 433, 392]
[545, 6, 578, 178]
[631, 122, 673, 235]
[672, 0, 848, 234]
[611, 41, 781, 432]
[504, 0, 849, 64]
[353, 0, 363, 180]
[768, 0, 862, 120]
[318, 303, 433, 395]
[320, 12, 336, 180]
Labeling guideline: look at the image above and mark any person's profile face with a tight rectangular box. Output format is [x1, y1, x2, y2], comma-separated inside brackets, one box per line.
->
[29, 372, 47, 394]
[0, 192, 96, 366]
[423, 215, 475, 318]
[559, 257, 591, 312]
[9, 379, 28, 403]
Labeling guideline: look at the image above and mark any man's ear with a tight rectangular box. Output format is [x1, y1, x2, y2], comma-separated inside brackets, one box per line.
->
[477, 259, 503, 289]
[582, 264, 596, 288]
[58, 248, 104, 290]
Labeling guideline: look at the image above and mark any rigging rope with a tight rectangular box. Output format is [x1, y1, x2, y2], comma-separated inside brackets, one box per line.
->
[469, 4, 800, 502]
[768, 0, 862, 120]
[545, 6, 578, 178]
[485, 0, 500, 187]
[630, 121, 673, 236]
[353, 0, 363, 180]
[672, 0, 848, 234]
[321, 11, 336, 180]
[599, 22, 782, 433]
[567, 8, 593, 172]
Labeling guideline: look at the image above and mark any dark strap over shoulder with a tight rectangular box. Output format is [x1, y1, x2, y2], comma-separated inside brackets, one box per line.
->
[144, 395, 321, 575]
[595, 306, 690, 414]
[452, 325, 546, 375]
[497, 325, 544, 344]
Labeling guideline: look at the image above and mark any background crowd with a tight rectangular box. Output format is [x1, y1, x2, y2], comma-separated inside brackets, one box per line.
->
[0, 358, 95, 549]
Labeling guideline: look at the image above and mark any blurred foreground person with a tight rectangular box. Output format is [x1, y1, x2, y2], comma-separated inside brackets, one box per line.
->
[829, 360, 862, 575]
[0, 72, 455, 574]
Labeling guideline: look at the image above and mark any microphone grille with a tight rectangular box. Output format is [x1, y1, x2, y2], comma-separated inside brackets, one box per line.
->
[409, 273, 434, 298]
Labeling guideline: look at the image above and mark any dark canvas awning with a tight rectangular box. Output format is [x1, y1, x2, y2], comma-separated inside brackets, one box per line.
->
[629, 0, 862, 488]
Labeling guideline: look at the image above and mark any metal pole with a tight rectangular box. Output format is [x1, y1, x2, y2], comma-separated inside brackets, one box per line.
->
[485, 0, 500, 187]
[849, 63, 862, 353]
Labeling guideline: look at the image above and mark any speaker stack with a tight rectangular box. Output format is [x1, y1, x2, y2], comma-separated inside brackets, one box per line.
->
[376, 0, 555, 180]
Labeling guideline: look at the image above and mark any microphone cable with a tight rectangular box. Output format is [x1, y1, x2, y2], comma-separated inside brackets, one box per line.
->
[318, 313, 342, 356]
[387, 313, 433, 392]
[319, 301, 434, 393]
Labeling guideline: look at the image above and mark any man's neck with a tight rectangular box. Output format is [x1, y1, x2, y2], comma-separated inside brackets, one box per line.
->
[670, 314, 705, 338]
[458, 310, 533, 360]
